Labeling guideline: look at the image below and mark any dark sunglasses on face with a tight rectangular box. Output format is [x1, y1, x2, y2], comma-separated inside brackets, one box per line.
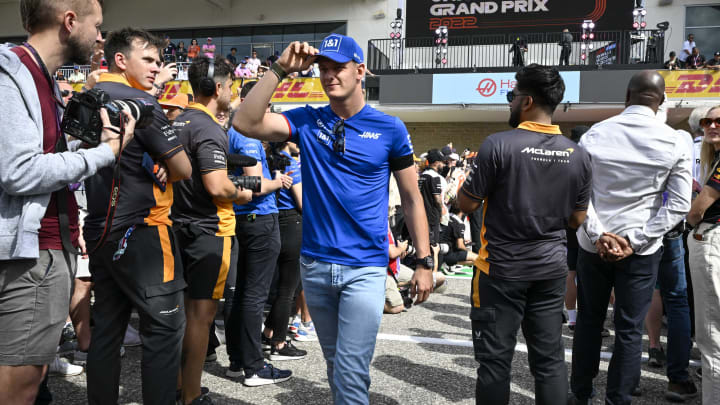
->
[506, 91, 529, 103]
[332, 119, 345, 155]
[700, 118, 720, 128]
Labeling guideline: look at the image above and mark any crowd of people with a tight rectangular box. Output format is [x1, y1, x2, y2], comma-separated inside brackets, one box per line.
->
[665, 34, 720, 70]
[1, 1, 720, 405]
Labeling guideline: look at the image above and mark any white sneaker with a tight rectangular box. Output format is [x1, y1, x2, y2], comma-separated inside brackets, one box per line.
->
[49, 355, 83, 376]
[293, 321, 318, 342]
[123, 325, 142, 347]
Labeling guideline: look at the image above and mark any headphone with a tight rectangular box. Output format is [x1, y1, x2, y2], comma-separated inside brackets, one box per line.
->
[198, 57, 216, 97]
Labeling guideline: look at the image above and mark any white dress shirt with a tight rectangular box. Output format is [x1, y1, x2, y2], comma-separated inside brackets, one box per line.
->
[681, 40, 696, 62]
[577, 105, 692, 255]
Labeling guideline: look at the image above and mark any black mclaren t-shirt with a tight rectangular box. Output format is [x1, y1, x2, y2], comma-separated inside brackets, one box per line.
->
[170, 104, 235, 236]
[83, 74, 184, 241]
[461, 121, 592, 281]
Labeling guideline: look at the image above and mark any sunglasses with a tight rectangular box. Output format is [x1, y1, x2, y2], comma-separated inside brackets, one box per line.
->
[506, 91, 529, 103]
[700, 118, 720, 128]
[332, 119, 345, 155]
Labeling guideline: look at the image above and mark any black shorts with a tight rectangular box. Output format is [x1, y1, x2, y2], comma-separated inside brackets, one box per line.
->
[443, 250, 468, 266]
[175, 224, 238, 300]
[429, 223, 441, 245]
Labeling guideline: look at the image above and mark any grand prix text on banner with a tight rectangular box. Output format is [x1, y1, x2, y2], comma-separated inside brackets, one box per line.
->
[406, 0, 632, 38]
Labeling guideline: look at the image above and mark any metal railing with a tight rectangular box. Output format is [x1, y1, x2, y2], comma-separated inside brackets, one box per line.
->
[368, 30, 666, 73]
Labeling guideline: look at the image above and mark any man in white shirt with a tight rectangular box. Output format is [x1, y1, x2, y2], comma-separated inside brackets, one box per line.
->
[681, 34, 696, 67]
[569, 71, 692, 405]
[246, 49, 262, 75]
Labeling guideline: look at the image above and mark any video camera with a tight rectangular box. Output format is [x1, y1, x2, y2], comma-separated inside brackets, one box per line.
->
[227, 153, 262, 193]
[267, 152, 293, 172]
[61, 88, 155, 146]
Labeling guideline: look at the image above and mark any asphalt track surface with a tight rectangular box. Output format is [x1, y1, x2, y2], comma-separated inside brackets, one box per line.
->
[49, 274, 703, 404]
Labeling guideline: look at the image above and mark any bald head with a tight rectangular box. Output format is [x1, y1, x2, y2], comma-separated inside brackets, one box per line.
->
[626, 70, 666, 112]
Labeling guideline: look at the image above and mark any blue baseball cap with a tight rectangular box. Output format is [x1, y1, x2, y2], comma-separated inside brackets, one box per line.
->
[318, 34, 364, 64]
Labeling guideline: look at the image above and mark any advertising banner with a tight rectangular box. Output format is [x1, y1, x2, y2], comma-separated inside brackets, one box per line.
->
[660, 71, 720, 99]
[406, 0, 632, 38]
[432, 71, 580, 104]
[69, 78, 329, 104]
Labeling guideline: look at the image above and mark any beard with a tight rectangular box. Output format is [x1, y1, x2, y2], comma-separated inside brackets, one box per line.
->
[66, 34, 95, 66]
[508, 105, 521, 128]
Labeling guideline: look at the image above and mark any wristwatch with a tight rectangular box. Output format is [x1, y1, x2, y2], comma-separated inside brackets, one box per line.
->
[417, 255, 434, 270]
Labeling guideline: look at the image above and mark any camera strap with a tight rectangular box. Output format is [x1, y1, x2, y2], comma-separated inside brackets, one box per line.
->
[87, 120, 126, 256]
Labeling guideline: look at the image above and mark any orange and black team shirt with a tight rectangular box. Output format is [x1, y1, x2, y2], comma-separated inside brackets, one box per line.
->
[170, 104, 235, 237]
[83, 74, 184, 242]
[461, 121, 593, 289]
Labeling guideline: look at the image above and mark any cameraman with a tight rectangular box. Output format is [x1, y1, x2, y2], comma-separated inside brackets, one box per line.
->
[171, 56, 252, 404]
[225, 81, 296, 385]
[83, 28, 192, 405]
[0, 1, 135, 404]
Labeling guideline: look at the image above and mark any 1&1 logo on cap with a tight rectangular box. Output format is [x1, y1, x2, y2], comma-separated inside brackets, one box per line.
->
[322, 35, 342, 52]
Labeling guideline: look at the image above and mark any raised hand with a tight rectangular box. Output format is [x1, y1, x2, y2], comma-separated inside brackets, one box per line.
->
[276, 42, 318, 74]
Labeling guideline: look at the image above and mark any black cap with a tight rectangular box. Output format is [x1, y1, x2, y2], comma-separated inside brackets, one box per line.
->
[441, 146, 452, 157]
[427, 149, 446, 163]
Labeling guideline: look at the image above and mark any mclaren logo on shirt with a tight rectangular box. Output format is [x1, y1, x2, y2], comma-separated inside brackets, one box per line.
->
[521, 147, 573, 157]
[521, 146, 574, 164]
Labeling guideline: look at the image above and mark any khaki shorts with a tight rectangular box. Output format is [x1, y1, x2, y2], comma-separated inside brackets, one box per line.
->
[385, 264, 414, 308]
[0, 250, 73, 365]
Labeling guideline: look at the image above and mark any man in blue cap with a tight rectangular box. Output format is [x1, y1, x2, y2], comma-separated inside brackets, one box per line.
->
[231, 34, 434, 404]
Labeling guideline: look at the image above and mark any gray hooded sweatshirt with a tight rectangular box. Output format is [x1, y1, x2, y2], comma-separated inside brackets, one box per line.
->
[0, 43, 115, 260]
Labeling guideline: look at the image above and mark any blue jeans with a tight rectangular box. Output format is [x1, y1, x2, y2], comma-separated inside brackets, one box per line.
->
[299, 255, 386, 405]
[657, 235, 692, 382]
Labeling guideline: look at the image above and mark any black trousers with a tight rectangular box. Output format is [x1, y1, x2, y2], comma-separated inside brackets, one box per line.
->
[470, 270, 567, 405]
[87, 225, 186, 405]
[225, 213, 280, 374]
[264, 210, 302, 343]
[559, 47, 571, 66]
[571, 248, 661, 405]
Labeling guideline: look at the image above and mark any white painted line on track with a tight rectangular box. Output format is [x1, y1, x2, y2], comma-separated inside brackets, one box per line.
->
[376, 333, 701, 368]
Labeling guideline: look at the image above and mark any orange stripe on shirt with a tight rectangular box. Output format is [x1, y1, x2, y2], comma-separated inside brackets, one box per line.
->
[472, 202, 489, 308]
[157, 225, 175, 282]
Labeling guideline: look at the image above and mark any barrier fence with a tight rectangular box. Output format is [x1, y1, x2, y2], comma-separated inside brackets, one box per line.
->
[368, 29, 666, 73]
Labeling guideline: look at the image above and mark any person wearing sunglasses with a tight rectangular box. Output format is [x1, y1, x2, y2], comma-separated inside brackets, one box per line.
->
[457, 64, 592, 405]
[230, 34, 433, 404]
[687, 105, 720, 405]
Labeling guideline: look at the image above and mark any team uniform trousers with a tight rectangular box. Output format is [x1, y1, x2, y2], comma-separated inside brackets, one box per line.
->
[86, 224, 186, 405]
[225, 213, 281, 375]
[470, 270, 567, 405]
[571, 248, 662, 405]
[264, 209, 302, 344]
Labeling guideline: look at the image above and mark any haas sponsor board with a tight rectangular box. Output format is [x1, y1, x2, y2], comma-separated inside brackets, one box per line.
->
[406, 0, 632, 38]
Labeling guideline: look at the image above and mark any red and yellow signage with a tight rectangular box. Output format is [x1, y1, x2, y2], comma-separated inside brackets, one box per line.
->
[660, 70, 720, 99]
[70, 77, 329, 104]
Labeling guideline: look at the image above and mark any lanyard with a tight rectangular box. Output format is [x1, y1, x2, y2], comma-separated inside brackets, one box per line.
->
[22, 42, 64, 136]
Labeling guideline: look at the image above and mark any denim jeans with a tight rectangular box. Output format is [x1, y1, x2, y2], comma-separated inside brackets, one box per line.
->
[299, 255, 386, 405]
[657, 235, 692, 382]
[571, 248, 661, 405]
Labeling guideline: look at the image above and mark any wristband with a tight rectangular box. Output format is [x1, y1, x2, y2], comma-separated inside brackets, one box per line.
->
[270, 62, 288, 81]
